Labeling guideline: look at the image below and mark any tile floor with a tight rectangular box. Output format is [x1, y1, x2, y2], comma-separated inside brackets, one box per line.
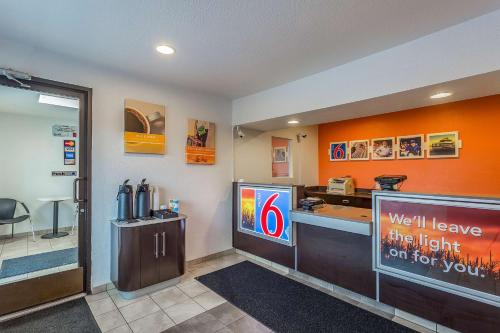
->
[0, 229, 78, 285]
[86, 251, 436, 333]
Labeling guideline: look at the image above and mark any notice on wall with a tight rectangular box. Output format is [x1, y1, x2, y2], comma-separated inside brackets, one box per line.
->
[53, 124, 77, 137]
[238, 184, 293, 246]
[64, 140, 76, 165]
[373, 193, 500, 306]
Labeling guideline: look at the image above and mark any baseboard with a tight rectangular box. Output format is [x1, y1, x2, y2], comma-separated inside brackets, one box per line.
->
[91, 248, 236, 294]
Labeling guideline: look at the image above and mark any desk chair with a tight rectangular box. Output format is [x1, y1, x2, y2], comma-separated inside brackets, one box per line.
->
[0, 198, 35, 242]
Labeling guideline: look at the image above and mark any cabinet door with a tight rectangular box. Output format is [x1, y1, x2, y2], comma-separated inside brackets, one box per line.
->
[159, 220, 185, 281]
[140, 224, 160, 288]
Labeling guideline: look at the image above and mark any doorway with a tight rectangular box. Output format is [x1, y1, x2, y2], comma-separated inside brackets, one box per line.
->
[0, 73, 92, 316]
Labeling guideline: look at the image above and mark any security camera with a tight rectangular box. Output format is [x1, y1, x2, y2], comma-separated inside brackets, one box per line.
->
[236, 126, 245, 139]
[296, 133, 307, 142]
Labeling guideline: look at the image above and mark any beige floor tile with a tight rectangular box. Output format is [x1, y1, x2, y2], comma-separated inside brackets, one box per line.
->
[226, 316, 271, 333]
[85, 291, 110, 303]
[208, 302, 245, 325]
[88, 296, 117, 316]
[150, 286, 189, 310]
[177, 279, 210, 298]
[119, 298, 160, 323]
[193, 291, 226, 310]
[95, 309, 127, 332]
[164, 298, 206, 324]
[163, 312, 224, 333]
[59, 263, 78, 272]
[0, 273, 27, 285]
[27, 267, 59, 278]
[107, 324, 133, 333]
[109, 289, 149, 308]
[128, 310, 175, 333]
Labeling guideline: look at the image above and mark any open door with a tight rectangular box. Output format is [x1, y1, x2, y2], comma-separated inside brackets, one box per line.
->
[0, 71, 92, 316]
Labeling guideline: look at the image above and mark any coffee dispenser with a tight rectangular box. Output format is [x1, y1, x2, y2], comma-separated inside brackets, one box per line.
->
[135, 178, 151, 219]
[117, 179, 133, 221]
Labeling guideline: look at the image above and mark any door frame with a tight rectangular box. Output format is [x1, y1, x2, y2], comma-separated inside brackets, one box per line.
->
[0, 74, 93, 294]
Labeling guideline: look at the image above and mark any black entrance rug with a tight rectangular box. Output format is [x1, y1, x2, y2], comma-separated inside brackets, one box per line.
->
[196, 261, 415, 333]
[0, 248, 77, 279]
[0, 298, 100, 333]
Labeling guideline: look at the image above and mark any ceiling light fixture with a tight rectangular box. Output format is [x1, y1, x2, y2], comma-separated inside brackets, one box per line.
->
[288, 120, 300, 124]
[38, 94, 79, 109]
[156, 45, 175, 55]
[430, 92, 452, 99]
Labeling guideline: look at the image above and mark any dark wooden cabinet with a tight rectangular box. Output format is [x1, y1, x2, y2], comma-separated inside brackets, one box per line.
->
[296, 223, 376, 298]
[111, 218, 186, 292]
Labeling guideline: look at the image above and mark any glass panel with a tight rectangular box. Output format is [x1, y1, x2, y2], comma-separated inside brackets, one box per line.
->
[0, 84, 80, 286]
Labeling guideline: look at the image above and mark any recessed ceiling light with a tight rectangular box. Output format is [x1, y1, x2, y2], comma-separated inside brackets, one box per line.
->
[288, 120, 300, 124]
[156, 45, 175, 55]
[430, 92, 452, 99]
[38, 94, 79, 109]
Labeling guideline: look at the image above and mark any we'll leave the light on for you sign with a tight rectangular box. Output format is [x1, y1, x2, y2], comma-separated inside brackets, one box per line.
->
[373, 192, 500, 306]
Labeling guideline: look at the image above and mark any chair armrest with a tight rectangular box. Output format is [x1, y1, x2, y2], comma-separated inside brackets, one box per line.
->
[18, 201, 30, 215]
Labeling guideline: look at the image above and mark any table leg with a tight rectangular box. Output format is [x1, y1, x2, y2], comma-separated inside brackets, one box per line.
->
[41, 201, 69, 239]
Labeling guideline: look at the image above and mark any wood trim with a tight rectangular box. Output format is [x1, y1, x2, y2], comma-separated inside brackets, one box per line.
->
[0, 268, 84, 316]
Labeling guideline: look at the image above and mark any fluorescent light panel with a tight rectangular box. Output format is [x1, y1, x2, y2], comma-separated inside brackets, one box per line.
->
[430, 92, 452, 99]
[38, 94, 79, 109]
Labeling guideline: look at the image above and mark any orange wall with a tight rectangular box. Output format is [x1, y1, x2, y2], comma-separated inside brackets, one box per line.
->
[318, 95, 500, 197]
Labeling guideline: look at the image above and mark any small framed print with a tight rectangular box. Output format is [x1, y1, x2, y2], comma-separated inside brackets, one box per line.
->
[272, 146, 288, 163]
[397, 134, 424, 159]
[427, 131, 459, 158]
[372, 137, 395, 160]
[329, 142, 348, 161]
[349, 140, 369, 160]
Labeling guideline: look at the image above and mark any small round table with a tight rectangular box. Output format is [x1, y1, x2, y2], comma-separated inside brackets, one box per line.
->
[38, 197, 72, 239]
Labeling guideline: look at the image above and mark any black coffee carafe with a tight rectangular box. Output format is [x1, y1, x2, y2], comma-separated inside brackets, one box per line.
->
[135, 178, 151, 219]
[117, 179, 133, 221]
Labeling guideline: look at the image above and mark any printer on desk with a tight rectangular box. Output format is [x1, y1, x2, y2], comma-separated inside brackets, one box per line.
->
[327, 177, 355, 195]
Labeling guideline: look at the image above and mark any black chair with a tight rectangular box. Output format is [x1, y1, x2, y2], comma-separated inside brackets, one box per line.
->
[0, 198, 35, 241]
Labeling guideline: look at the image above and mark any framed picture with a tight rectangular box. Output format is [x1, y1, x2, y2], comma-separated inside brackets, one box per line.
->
[349, 140, 369, 160]
[185, 119, 216, 164]
[427, 131, 459, 158]
[397, 134, 424, 159]
[124, 99, 166, 154]
[372, 137, 395, 160]
[329, 142, 348, 161]
[273, 146, 288, 163]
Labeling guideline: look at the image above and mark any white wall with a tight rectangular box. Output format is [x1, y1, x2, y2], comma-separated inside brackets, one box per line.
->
[234, 125, 318, 186]
[0, 37, 233, 288]
[0, 113, 78, 236]
[232, 9, 500, 125]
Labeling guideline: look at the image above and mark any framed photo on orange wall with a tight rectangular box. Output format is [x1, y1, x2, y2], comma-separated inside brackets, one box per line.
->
[427, 131, 459, 158]
[397, 134, 424, 159]
[372, 137, 395, 160]
[349, 139, 369, 160]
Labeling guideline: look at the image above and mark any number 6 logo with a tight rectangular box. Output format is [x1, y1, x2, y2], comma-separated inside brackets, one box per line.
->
[260, 193, 284, 238]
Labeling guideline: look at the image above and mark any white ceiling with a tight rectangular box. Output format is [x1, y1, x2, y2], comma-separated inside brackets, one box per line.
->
[0, 85, 79, 120]
[241, 71, 500, 131]
[0, 1, 499, 98]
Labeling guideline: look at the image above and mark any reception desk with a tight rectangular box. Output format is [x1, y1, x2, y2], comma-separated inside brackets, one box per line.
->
[232, 182, 500, 333]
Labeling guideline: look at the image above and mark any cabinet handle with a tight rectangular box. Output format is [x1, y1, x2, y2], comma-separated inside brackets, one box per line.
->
[342, 199, 350, 204]
[162, 232, 166, 256]
[154, 233, 159, 258]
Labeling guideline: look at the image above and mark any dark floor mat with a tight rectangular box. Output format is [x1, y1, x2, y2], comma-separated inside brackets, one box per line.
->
[0, 298, 100, 333]
[0, 247, 77, 278]
[196, 261, 416, 333]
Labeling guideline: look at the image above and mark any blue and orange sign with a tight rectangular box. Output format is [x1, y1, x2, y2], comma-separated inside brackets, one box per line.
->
[239, 185, 292, 245]
[330, 142, 347, 161]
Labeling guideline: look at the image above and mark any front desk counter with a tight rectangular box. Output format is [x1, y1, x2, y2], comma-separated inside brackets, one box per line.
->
[291, 205, 376, 299]
[233, 183, 500, 333]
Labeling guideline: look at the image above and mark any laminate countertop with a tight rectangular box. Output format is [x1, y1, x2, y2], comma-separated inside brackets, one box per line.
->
[111, 215, 187, 228]
[291, 204, 372, 236]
